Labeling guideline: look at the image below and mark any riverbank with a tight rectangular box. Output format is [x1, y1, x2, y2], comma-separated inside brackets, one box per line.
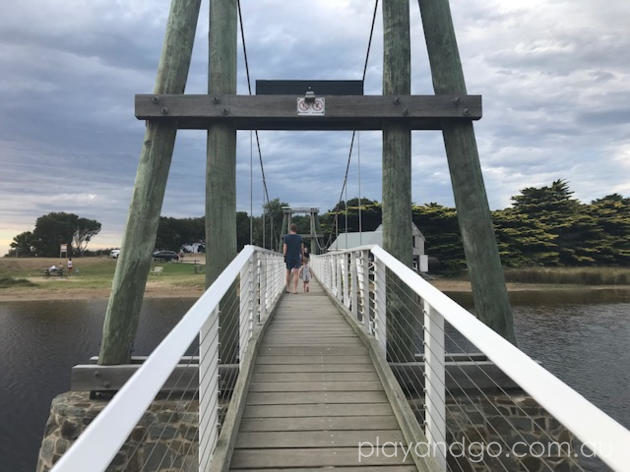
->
[1, 257, 630, 302]
[2, 256, 629, 302]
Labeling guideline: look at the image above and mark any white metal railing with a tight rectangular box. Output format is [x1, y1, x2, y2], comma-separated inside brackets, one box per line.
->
[313, 245, 630, 472]
[51, 245, 284, 472]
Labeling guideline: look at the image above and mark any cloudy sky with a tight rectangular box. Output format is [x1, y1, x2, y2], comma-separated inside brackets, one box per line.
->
[1, 0, 629, 254]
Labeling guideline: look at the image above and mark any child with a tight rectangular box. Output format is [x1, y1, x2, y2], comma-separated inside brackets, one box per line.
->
[298, 255, 311, 293]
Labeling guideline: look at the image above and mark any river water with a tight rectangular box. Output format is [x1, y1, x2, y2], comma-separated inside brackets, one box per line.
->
[1, 291, 629, 472]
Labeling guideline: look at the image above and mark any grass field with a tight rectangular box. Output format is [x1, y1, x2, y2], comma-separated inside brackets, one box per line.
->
[0, 256, 205, 300]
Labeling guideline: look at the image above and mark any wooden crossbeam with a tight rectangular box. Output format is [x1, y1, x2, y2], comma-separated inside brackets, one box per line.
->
[135, 94, 481, 130]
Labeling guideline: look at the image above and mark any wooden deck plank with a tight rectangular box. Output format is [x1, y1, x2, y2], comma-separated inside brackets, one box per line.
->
[239, 416, 401, 432]
[235, 430, 404, 448]
[249, 381, 384, 392]
[246, 391, 388, 405]
[230, 447, 414, 468]
[243, 403, 393, 418]
[258, 347, 368, 356]
[256, 355, 372, 365]
[261, 341, 362, 346]
[254, 363, 376, 373]
[252, 372, 379, 382]
[228, 279, 413, 472]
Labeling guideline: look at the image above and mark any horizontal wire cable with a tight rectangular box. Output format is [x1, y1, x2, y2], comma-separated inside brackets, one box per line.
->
[121, 256, 284, 470]
[383, 274, 574, 471]
[383, 271, 590, 470]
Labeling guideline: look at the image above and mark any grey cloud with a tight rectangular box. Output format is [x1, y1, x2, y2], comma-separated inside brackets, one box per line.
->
[1, 0, 630, 254]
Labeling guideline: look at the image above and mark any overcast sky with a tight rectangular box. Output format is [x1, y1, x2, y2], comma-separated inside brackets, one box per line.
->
[1, 0, 629, 254]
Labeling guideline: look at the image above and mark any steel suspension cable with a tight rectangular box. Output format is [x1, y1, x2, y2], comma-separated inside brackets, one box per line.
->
[237, 0, 271, 248]
[335, 0, 379, 245]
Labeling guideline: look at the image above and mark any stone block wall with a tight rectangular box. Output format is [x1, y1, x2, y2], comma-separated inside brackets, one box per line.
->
[37, 391, 201, 472]
[423, 392, 604, 472]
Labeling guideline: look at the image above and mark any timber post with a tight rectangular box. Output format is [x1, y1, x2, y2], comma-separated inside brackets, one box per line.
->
[382, 0, 414, 361]
[418, 0, 516, 343]
[206, 0, 239, 364]
[98, 0, 202, 365]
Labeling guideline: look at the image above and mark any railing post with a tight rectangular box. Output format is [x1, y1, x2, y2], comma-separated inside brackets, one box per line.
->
[359, 250, 370, 330]
[337, 255, 344, 303]
[342, 254, 350, 308]
[199, 307, 219, 471]
[258, 254, 265, 323]
[423, 300, 446, 471]
[350, 252, 358, 319]
[239, 252, 255, 363]
[249, 252, 256, 338]
[331, 255, 336, 297]
[373, 256, 387, 355]
[276, 255, 282, 297]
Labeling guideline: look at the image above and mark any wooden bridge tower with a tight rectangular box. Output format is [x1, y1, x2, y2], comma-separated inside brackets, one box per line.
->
[98, 0, 515, 366]
[278, 207, 322, 255]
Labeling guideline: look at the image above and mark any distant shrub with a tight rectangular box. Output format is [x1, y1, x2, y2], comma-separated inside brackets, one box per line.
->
[0, 276, 36, 288]
[503, 267, 630, 285]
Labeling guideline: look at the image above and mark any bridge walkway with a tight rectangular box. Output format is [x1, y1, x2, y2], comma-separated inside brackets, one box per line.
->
[229, 279, 415, 471]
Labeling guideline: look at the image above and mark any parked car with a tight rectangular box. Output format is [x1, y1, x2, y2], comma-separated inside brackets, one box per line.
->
[110, 249, 121, 259]
[152, 250, 179, 262]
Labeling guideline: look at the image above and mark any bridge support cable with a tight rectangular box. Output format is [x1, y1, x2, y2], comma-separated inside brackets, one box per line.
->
[50, 247, 284, 472]
[237, 0, 272, 250]
[312, 247, 630, 472]
[334, 0, 378, 250]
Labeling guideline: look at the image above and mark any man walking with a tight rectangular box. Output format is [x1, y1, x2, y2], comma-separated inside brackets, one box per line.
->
[283, 223, 304, 294]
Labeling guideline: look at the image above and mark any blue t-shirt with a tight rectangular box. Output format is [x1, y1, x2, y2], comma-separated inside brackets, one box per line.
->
[283, 233, 303, 262]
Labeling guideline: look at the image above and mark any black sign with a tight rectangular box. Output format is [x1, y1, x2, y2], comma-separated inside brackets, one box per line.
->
[256, 80, 364, 96]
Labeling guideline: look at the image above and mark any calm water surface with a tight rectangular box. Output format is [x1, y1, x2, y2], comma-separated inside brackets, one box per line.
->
[1, 291, 628, 472]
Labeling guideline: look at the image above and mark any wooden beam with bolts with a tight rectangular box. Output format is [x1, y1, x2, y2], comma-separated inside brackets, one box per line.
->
[135, 94, 482, 130]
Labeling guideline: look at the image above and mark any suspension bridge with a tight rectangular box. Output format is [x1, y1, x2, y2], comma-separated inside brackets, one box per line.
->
[38, 0, 629, 471]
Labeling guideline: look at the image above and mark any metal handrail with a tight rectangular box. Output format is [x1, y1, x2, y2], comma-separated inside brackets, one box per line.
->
[51, 245, 283, 472]
[313, 245, 630, 471]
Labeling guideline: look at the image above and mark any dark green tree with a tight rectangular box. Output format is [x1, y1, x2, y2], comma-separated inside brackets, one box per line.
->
[72, 217, 102, 255]
[31, 212, 79, 257]
[9, 231, 35, 257]
[413, 203, 465, 272]
[588, 194, 630, 265]
[492, 208, 558, 266]
[510, 179, 603, 265]
[155, 216, 204, 251]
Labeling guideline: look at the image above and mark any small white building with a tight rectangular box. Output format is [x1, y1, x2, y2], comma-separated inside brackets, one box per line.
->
[329, 223, 428, 272]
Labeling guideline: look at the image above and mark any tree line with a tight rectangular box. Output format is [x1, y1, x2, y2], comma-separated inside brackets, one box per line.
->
[8, 212, 102, 257]
[11, 181, 628, 271]
[151, 180, 630, 271]
[320, 180, 630, 271]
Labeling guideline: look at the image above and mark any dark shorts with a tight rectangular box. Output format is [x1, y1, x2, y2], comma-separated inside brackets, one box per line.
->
[286, 259, 301, 270]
